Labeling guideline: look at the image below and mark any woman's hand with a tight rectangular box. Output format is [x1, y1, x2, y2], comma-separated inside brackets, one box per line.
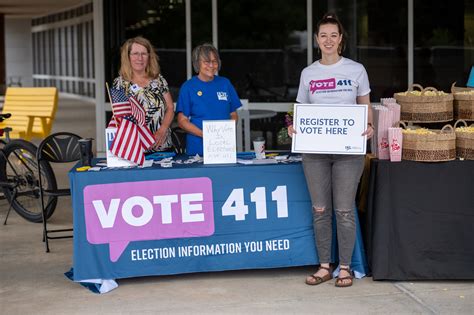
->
[151, 91, 174, 150]
[287, 125, 296, 138]
[362, 123, 374, 139]
[357, 94, 373, 140]
[153, 126, 168, 149]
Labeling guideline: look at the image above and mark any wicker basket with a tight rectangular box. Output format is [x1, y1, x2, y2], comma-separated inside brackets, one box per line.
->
[394, 84, 453, 122]
[451, 83, 474, 121]
[454, 120, 474, 160]
[401, 122, 456, 162]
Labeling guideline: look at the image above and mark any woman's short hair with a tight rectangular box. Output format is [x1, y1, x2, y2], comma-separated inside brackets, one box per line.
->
[119, 36, 160, 81]
[192, 43, 221, 73]
[315, 13, 347, 55]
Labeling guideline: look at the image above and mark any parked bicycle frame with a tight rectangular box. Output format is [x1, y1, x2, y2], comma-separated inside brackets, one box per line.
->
[0, 113, 57, 223]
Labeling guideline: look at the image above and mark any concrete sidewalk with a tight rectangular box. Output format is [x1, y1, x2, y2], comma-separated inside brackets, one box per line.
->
[0, 96, 472, 314]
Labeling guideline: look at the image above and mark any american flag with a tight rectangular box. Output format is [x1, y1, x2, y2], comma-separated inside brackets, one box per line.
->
[107, 117, 118, 128]
[110, 116, 155, 165]
[108, 87, 155, 165]
[108, 88, 131, 128]
[129, 95, 146, 126]
[110, 87, 133, 117]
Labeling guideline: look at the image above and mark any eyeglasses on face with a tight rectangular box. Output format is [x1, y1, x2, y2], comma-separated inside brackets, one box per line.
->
[201, 59, 219, 66]
[130, 52, 149, 58]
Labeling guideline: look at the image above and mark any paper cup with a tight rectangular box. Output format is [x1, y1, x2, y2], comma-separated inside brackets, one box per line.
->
[253, 137, 266, 159]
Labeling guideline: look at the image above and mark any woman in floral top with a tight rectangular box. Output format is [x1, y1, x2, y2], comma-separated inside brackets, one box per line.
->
[113, 36, 174, 151]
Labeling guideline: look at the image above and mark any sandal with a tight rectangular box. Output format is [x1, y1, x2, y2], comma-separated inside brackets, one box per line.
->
[335, 266, 353, 288]
[305, 266, 332, 285]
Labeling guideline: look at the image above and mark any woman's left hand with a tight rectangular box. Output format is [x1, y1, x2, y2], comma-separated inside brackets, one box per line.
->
[153, 126, 168, 149]
[362, 124, 374, 139]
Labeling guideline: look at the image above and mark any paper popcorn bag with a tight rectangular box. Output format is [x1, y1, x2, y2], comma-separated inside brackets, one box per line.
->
[387, 102, 401, 128]
[377, 109, 392, 160]
[388, 127, 403, 162]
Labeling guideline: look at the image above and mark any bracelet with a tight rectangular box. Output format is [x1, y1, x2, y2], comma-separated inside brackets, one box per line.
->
[367, 123, 374, 129]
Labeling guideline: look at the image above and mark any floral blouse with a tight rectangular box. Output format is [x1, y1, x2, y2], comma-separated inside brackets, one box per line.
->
[113, 74, 172, 151]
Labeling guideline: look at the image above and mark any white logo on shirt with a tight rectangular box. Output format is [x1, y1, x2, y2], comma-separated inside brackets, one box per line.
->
[217, 92, 228, 101]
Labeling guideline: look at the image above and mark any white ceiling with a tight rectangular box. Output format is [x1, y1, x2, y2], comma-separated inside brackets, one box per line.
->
[0, 0, 88, 18]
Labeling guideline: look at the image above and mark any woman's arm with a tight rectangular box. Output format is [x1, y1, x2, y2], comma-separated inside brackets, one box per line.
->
[153, 92, 175, 147]
[230, 111, 238, 121]
[161, 92, 174, 129]
[357, 93, 374, 139]
[177, 112, 203, 137]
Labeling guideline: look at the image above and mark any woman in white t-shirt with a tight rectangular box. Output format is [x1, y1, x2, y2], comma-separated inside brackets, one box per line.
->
[288, 13, 374, 288]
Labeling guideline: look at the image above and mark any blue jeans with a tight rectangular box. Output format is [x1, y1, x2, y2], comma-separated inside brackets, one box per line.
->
[302, 154, 365, 266]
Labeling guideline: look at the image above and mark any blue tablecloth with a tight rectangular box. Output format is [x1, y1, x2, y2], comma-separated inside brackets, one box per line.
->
[69, 160, 368, 282]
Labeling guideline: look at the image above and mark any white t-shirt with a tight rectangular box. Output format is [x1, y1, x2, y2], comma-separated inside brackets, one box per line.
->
[296, 57, 371, 105]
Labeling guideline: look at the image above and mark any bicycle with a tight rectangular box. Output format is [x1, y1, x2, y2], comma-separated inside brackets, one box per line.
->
[0, 113, 57, 223]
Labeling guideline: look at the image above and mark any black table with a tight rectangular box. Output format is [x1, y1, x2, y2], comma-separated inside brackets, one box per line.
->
[366, 159, 474, 280]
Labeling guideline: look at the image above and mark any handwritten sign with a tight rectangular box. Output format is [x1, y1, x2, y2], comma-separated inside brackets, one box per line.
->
[105, 128, 137, 167]
[292, 104, 367, 154]
[203, 120, 237, 164]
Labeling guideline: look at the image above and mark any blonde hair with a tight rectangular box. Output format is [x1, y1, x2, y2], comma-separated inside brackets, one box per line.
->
[119, 36, 160, 81]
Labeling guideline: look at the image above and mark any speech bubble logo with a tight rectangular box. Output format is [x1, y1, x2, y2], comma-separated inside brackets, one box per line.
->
[309, 78, 336, 94]
[83, 177, 214, 262]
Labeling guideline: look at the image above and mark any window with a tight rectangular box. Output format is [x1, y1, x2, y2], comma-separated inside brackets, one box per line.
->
[104, 0, 186, 99]
[218, 0, 307, 102]
[313, 0, 408, 101]
[414, 0, 474, 91]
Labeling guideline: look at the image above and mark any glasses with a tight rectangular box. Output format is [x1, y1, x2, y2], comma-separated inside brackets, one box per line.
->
[130, 52, 149, 58]
[201, 59, 219, 66]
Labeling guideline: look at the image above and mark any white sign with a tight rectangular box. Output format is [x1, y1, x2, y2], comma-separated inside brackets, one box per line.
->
[105, 128, 137, 167]
[291, 104, 368, 154]
[203, 120, 237, 164]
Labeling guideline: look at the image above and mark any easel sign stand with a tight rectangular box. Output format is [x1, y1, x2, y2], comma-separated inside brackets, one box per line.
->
[203, 120, 237, 164]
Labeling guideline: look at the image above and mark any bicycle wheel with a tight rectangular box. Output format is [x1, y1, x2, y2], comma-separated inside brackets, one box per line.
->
[0, 139, 57, 222]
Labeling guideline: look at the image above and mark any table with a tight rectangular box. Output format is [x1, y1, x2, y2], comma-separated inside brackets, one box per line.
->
[69, 160, 368, 281]
[237, 102, 278, 151]
[366, 159, 474, 280]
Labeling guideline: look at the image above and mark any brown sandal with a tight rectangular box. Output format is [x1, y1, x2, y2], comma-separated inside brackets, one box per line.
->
[335, 266, 353, 288]
[305, 266, 332, 285]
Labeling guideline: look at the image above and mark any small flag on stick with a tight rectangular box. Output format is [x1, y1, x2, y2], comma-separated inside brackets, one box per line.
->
[106, 84, 155, 165]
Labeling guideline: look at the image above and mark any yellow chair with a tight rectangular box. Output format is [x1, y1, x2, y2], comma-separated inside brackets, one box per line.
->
[0, 87, 58, 140]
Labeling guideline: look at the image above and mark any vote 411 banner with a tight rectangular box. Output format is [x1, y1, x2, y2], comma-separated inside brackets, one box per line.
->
[291, 104, 368, 154]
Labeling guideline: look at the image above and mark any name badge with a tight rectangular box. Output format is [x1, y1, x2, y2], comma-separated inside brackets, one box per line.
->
[130, 84, 142, 94]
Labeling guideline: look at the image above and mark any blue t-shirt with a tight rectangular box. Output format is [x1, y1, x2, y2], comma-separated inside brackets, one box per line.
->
[176, 75, 242, 155]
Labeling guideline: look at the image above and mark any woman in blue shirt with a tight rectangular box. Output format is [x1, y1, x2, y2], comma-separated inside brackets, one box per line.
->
[176, 43, 241, 155]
